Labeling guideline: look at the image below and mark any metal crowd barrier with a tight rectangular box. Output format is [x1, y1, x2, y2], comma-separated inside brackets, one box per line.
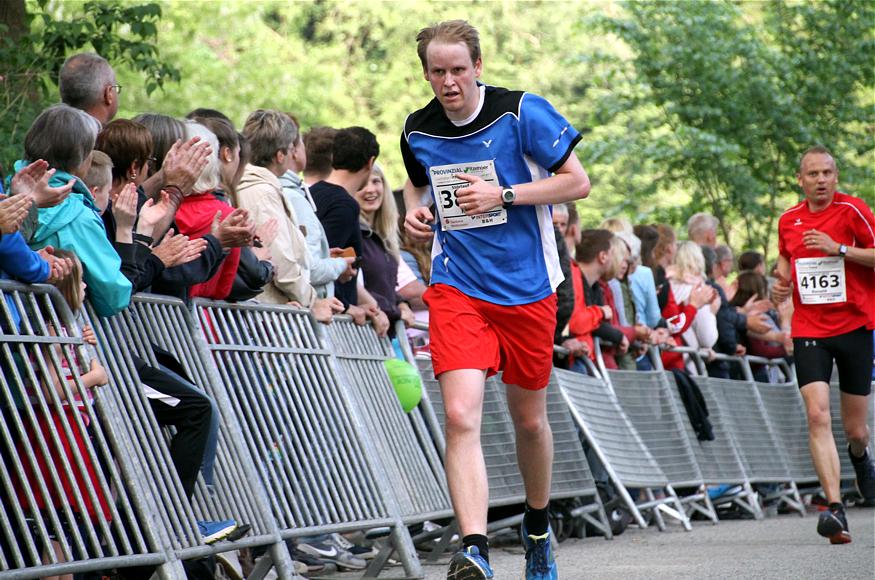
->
[0, 282, 177, 579]
[748, 357, 819, 491]
[551, 365, 689, 531]
[192, 298, 422, 578]
[116, 295, 295, 577]
[414, 356, 613, 540]
[675, 349, 805, 515]
[593, 342, 712, 526]
[322, 318, 452, 526]
[829, 378, 875, 491]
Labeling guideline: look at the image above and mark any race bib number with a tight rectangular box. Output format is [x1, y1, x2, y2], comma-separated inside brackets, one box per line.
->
[429, 160, 506, 231]
[795, 256, 846, 305]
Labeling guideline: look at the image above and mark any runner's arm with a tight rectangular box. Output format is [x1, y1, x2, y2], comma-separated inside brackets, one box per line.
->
[843, 246, 875, 269]
[511, 152, 590, 205]
[403, 179, 430, 211]
[802, 228, 875, 269]
[454, 153, 590, 215]
[770, 254, 792, 305]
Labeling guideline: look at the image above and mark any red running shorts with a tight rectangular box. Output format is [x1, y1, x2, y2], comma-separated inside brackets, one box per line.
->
[423, 283, 557, 390]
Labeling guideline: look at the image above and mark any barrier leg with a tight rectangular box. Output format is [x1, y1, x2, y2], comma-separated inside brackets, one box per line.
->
[391, 523, 424, 579]
[777, 481, 806, 517]
[644, 488, 666, 531]
[665, 485, 693, 531]
[731, 482, 764, 520]
[268, 539, 300, 580]
[684, 485, 719, 525]
[426, 521, 458, 563]
[155, 560, 187, 580]
[701, 485, 719, 524]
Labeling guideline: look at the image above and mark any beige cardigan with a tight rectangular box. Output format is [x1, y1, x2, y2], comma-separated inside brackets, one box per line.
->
[235, 163, 317, 307]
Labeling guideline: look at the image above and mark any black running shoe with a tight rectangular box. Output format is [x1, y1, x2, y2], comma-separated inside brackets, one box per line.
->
[849, 447, 875, 501]
[816, 506, 851, 544]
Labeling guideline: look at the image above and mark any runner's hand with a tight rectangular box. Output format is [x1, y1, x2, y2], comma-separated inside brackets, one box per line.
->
[770, 278, 791, 305]
[454, 173, 502, 214]
[404, 207, 434, 242]
[802, 229, 840, 256]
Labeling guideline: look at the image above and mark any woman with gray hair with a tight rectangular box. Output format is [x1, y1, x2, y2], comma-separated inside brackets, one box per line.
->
[18, 104, 132, 316]
[173, 120, 243, 300]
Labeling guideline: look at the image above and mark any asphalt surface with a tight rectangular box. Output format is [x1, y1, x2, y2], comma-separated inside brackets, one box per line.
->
[416, 506, 874, 580]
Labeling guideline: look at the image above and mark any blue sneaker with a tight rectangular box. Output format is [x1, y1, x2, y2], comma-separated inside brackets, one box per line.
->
[198, 519, 237, 544]
[447, 546, 494, 579]
[521, 523, 558, 579]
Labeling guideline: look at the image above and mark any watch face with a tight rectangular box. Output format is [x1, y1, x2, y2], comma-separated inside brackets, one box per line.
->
[503, 189, 514, 203]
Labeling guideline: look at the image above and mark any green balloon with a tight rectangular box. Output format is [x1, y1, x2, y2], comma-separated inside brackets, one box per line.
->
[383, 358, 423, 413]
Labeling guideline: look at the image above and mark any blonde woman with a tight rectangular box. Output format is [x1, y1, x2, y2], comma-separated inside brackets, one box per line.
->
[353, 164, 414, 327]
[669, 241, 720, 372]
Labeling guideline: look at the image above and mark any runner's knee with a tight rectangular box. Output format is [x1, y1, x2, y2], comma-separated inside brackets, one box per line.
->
[806, 405, 831, 432]
[512, 410, 549, 438]
[444, 402, 481, 437]
[845, 423, 870, 446]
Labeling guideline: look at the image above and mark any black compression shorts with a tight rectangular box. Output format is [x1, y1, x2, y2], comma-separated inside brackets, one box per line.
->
[793, 326, 873, 396]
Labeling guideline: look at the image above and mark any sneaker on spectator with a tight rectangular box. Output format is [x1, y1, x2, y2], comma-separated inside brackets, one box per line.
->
[447, 546, 493, 579]
[292, 548, 336, 574]
[816, 504, 851, 544]
[850, 446, 875, 500]
[198, 519, 237, 544]
[298, 535, 367, 570]
[521, 523, 558, 580]
[330, 532, 378, 560]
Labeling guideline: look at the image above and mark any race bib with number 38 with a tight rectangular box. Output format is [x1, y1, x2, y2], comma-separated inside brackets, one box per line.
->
[795, 256, 847, 305]
[429, 160, 507, 231]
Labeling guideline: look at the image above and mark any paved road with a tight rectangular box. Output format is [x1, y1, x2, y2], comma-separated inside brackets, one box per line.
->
[418, 506, 874, 579]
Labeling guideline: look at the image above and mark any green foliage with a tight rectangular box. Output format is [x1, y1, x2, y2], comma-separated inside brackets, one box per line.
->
[0, 0, 179, 172]
[115, 0, 612, 189]
[592, 0, 874, 255]
[3, 0, 871, 258]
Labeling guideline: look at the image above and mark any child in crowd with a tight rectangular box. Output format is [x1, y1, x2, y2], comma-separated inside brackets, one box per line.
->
[83, 150, 113, 214]
[15, 249, 111, 580]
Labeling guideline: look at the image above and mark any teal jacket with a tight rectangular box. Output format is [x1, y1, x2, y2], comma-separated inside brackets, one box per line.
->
[18, 162, 132, 316]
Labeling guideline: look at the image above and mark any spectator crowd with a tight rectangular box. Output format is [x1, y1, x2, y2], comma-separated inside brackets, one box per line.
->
[0, 52, 798, 577]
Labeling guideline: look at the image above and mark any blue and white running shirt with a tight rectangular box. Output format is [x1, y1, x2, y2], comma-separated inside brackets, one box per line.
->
[400, 84, 582, 306]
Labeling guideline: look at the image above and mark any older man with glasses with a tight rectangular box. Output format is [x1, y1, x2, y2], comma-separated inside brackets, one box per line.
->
[59, 52, 121, 126]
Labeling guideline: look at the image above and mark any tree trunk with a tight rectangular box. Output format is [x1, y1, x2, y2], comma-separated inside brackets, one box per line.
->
[0, 0, 28, 42]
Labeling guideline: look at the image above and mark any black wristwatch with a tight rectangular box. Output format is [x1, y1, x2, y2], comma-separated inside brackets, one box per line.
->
[837, 244, 848, 257]
[501, 187, 516, 209]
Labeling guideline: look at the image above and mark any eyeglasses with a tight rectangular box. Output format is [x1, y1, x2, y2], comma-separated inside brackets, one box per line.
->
[111, 84, 122, 94]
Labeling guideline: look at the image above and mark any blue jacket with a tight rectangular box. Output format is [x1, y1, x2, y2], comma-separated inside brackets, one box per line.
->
[18, 162, 132, 316]
[0, 231, 50, 329]
[629, 265, 662, 328]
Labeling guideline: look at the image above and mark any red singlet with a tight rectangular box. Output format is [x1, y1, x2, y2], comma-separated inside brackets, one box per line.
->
[778, 192, 875, 338]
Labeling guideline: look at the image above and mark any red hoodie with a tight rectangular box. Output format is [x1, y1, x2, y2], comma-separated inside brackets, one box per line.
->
[175, 193, 241, 300]
[568, 261, 605, 363]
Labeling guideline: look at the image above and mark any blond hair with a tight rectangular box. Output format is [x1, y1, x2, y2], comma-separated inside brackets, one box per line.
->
[416, 20, 481, 70]
[605, 235, 629, 280]
[599, 216, 633, 235]
[48, 249, 85, 313]
[85, 149, 113, 192]
[673, 241, 706, 281]
[363, 163, 400, 260]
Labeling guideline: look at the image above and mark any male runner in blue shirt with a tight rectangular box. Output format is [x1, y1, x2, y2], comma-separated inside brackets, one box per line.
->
[402, 20, 590, 580]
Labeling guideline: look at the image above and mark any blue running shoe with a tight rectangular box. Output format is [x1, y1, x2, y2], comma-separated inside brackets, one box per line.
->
[447, 546, 494, 579]
[197, 519, 237, 544]
[521, 523, 558, 580]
